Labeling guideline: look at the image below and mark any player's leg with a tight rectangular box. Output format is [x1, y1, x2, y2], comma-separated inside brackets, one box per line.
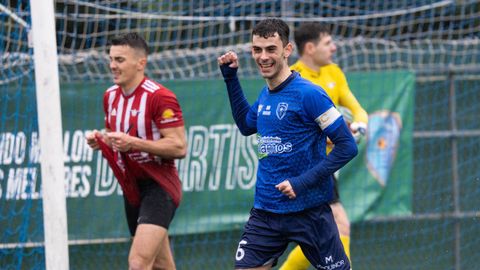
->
[279, 177, 347, 270]
[234, 208, 289, 270]
[278, 245, 310, 270]
[329, 173, 351, 260]
[291, 203, 350, 270]
[330, 202, 351, 260]
[129, 224, 171, 270]
[279, 205, 350, 270]
[126, 179, 177, 270]
[152, 233, 175, 270]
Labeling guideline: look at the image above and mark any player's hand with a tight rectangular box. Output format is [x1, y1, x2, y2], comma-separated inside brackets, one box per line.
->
[276, 180, 296, 199]
[85, 129, 101, 150]
[350, 121, 367, 144]
[105, 132, 133, 152]
[217, 51, 239, 68]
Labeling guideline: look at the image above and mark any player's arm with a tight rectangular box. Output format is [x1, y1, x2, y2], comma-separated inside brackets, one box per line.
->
[218, 51, 257, 136]
[290, 115, 357, 196]
[86, 90, 116, 150]
[340, 90, 368, 124]
[107, 90, 187, 159]
[107, 126, 186, 159]
[86, 128, 112, 150]
[336, 67, 368, 134]
[282, 90, 358, 197]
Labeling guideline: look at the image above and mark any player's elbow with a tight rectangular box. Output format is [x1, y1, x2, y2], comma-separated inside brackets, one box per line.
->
[348, 141, 358, 159]
[339, 137, 358, 162]
[175, 141, 187, 159]
[178, 149, 187, 159]
[237, 126, 256, 136]
[239, 129, 254, 136]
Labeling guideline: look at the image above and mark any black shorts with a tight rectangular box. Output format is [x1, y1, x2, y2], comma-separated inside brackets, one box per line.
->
[329, 175, 340, 204]
[123, 179, 177, 236]
[235, 205, 350, 269]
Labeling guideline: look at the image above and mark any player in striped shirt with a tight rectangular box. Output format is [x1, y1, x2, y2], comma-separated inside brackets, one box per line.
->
[218, 18, 356, 270]
[86, 33, 186, 270]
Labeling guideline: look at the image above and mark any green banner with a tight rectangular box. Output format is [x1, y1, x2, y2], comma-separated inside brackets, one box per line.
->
[0, 71, 413, 241]
[340, 70, 415, 222]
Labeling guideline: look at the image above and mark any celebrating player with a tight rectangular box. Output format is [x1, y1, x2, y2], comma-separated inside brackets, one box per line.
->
[218, 18, 357, 270]
[86, 32, 186, 270]
[280, 22, 369, 270]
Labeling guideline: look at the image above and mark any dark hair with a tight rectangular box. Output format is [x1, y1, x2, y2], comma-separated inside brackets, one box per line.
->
[252, 18, 290, 46]
[110, 32, 149, 56]
[294, 22, 331, 55]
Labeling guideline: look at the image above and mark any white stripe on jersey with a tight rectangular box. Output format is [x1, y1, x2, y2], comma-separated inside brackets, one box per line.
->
[115, 95, 125, 132]
[106, 85, 118, 92]
[152, 120, 161, 140]
[315, 106, 341, 131]
[137, 92, 148, 139]
[124, 97, 135, 132]
[142, 79, 160, 93]
[107, 91, 116, 125]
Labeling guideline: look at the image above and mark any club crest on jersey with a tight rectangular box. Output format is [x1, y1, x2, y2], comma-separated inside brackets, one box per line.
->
[111, 108, 117, 116]
[276, 102, 288, 120]
[131, 109, 139, 116]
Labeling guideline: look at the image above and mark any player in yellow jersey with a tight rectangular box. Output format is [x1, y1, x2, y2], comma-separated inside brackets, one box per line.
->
[279, 22, 368, 270]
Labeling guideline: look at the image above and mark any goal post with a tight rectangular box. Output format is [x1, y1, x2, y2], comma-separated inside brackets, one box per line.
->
[1, 1, 479, 270]
[30, 0, 69, 269]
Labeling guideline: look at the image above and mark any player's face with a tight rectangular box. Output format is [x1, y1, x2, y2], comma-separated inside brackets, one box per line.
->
[109, 45, 145, 90]
[251, 33, 291, 80]
[312, 34, 337, 67]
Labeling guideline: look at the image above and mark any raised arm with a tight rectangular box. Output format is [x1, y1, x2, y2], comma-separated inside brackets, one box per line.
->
[218, 51, 257, 136]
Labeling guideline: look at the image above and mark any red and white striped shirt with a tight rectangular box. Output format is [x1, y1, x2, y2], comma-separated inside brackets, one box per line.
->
[103, 77, 184, 206]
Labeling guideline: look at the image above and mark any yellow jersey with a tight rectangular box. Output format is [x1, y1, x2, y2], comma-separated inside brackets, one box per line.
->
[290, 61, 368, 124]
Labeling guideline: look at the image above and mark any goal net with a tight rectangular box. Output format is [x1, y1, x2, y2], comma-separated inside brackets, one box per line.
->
[1, 1, 479, 269]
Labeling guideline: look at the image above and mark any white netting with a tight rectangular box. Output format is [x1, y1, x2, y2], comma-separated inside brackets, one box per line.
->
[1, 1, 480, 269]
[1, 0, 479, 85]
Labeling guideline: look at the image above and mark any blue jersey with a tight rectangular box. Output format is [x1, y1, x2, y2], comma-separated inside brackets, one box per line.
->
[220, 67, 357, 214]
[250, 73, 343, 212]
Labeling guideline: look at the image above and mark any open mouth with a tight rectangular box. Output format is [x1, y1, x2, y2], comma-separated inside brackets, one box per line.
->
[258, 62, 274, 71]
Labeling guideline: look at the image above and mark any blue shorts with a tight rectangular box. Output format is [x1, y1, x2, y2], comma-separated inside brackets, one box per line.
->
[234, 204, 350, 270]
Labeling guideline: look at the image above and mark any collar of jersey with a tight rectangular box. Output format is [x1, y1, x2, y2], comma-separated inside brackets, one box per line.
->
[268, 71, 298, 93]
[120, 77, 147, 97]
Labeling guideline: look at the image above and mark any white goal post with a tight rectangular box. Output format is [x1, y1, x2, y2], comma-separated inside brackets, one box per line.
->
[30, 0, 69, 269]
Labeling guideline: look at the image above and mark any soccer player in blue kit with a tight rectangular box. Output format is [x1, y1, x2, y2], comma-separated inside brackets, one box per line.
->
[217, 18, 357, 270]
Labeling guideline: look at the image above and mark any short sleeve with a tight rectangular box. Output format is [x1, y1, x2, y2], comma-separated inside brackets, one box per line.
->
[151, 89, 185, 129]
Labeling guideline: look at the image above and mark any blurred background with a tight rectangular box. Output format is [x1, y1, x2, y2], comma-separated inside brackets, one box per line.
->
[1, 1, 479, 269]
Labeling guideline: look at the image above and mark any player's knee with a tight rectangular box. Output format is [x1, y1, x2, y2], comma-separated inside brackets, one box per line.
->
[338, 221, 350, 236]
[152, 264, 176, 270]
[129, 253, 152, 270]
[152, 259, 176, 270]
